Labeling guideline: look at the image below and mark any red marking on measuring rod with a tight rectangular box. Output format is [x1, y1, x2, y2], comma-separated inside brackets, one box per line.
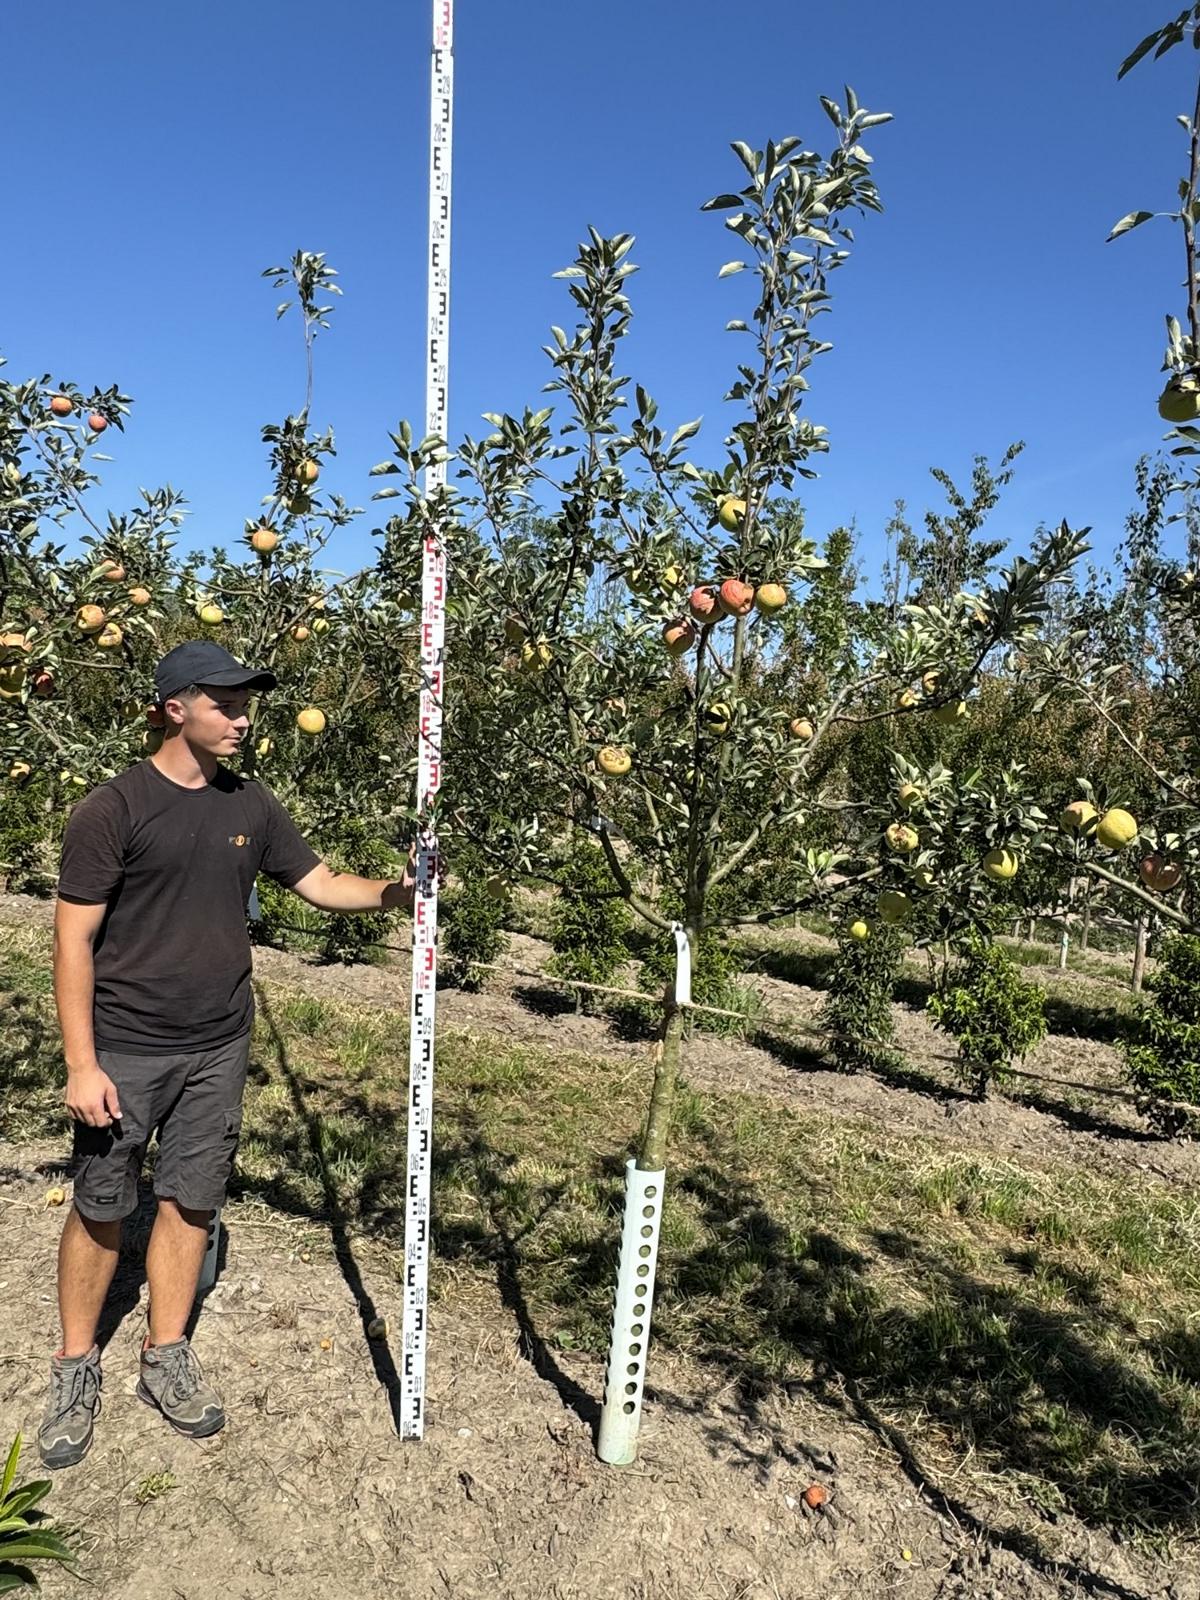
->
[401, 0, 454, 1443]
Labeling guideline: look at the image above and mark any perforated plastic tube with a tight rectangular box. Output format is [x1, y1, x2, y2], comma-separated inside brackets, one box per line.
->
[197, 1208, 221, 1295]
[597, 1159, 666, 1465]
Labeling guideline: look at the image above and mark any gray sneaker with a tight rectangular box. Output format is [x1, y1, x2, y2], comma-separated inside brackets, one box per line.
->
[136, 1338, 225, 1438]
[39, 1346, 102, 1470]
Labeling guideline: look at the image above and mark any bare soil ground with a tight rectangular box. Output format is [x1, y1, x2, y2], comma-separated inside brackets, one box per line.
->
[0, 895, 1190, 1599]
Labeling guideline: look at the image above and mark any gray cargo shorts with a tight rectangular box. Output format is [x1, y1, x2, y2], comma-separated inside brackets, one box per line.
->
[69, 1033, 251, 1221]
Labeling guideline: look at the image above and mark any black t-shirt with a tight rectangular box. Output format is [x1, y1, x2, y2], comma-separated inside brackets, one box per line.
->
[57, 759, 320, 1055]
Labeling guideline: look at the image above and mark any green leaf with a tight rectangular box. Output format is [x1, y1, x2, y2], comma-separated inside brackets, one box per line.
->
[717, 261, 747, 278]
[858, 112, 893, 128]
[0, 1566, 37, 1595]
[700, 193, 745, 211]
[0, 1442, 17, 1505]
[669, 419, 702, 448]
[0, 1532, 73, 1563]
[1107, 209, 1155, 240]
[820, 96, 842, 126]
[730, 141, 758, 178]
[1118, 22, 1175, 78]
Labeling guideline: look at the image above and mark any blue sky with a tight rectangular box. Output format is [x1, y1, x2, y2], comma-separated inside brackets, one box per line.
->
[4, 1, 1193, 588]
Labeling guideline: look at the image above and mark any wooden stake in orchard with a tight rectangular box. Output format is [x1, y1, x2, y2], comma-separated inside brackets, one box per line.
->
[400, 0, 454, 1442]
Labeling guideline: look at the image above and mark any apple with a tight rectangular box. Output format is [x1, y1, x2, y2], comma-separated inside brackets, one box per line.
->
[0, 665, 23, 700]
[932, 701, 968, 726]
[87, 412, 108, 433]
[504, 615, 526, 647]
[98, 559, 126, 582]
[521, 639, 553, 672]
[198, 603, 225, 626]
[718, 495, 746, 532]
[96, 622, 124, 649]
[983, 847, 1019, 881]
[256, 736, 273, 757]
[0, 630, 30, 659]
[8, 761, 31, 783]
[297, 707, 327, 736]
[49, 394, 73, 417]
[598, 745, 632, 777]
[1140, 854, 1182, 893]
[288, 495, 312, 517]
[291, 624, 311, 642]
[921, 671, 941, 695]
[688, 586, 720, 624]
[1096, 807, 1138, 851]
[885, 823, 919, 854]
[1159, 377, 1200, 424]
[312, 617, 330, 636]
[897, 783, 923, 810]
[1060, 800, 1097, 834]
[76, 604, 106, 634]
[293, 458, 320, 485]
[128, 586, 152, 606]
[877, 889, 912, 925]
[31, 670, 55, 697]
[662, 619, 696, 657]
[704, 701, 731, 734]
[484, 874, 511, 902]
[718, 578, 755, 618]
[755, 583, 787, 614]
[789, 717, 814, 742]
[848, 919, 871, 942]
[250, 526, 279, 555]
[895, 689, 919, 710]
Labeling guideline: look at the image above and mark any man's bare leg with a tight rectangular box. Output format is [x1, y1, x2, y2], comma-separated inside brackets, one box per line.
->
[58, 1206, 121, 1357]
[144, 1198, 210, 1346]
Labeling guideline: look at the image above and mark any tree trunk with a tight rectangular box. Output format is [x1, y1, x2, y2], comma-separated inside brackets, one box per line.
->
[639, 1001, 686, 1171]
[1058, 926, 1070, 970]
[1080, 891, 1091, 954]
[1027, 916, 1037, 944]
[1132, 915, 1148, 994]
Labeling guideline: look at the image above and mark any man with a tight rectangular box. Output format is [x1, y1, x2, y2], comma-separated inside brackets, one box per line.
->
[39, 639, 416, 1470]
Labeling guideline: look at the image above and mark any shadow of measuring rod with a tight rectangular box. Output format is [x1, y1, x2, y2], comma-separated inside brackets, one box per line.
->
[253, 982, 406, 1435]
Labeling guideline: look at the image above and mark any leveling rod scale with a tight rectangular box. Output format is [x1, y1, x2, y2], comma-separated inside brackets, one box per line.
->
[401, 0, 454, 1442]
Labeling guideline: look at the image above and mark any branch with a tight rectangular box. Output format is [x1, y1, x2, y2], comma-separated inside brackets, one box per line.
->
[595, 822, 671, 931]
[1084, 858, 1191, 927]
[725, 864, 882, 926]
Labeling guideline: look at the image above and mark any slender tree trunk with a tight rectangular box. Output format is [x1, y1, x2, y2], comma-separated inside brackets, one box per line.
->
[1058, 878, 1074, 970]
[1132, 915, 1148, 994]
[1080, 890, 1091, 954]
[1027, 916, 1037, 944]
[639, 1002, 686, 1171]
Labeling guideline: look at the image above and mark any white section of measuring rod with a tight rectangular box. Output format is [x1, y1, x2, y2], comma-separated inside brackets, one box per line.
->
[401, 0, 454, 1443]
[597, 1161, 667, 1466]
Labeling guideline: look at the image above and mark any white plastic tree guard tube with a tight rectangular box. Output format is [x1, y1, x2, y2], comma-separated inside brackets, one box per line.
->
[198, 1209, 221, 1295]
[597, 1159, 666, 1465]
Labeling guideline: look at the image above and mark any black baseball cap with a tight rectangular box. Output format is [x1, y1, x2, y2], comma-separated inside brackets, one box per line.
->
[154, 641, 277, 705]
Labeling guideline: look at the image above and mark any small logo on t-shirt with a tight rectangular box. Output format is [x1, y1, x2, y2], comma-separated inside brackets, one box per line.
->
[229, 834, 249, 848]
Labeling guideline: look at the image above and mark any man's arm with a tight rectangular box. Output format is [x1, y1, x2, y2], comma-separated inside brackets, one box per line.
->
[288, 861, 415, 914]
[54, 899, 123, 1127]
